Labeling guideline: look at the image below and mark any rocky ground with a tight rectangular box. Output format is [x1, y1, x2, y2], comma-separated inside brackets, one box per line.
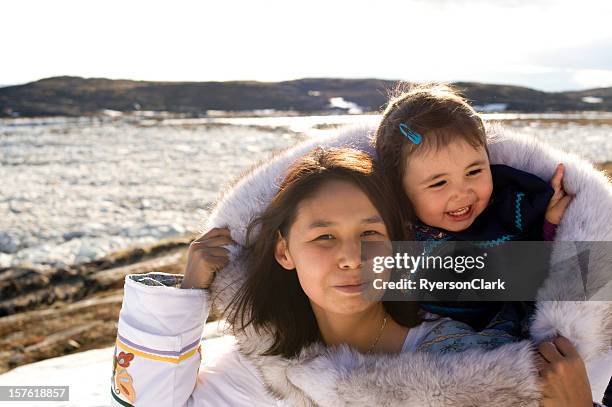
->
[0, 236, 192, 374]
[600, 161, 612, 174]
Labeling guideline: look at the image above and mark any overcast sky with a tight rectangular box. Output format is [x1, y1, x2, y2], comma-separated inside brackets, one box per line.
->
[3, 0, 612, 91]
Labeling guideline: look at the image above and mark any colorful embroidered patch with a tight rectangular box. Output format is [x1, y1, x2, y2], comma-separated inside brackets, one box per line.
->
[117, 351, 134, 367]
[111, 345, 136, 406]
[115, 367, 136, 404]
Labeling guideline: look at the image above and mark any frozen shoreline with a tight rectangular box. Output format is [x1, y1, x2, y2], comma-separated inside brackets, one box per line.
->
[0, 118, 303, 269]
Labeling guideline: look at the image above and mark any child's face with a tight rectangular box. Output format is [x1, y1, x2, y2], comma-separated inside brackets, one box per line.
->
[274, 179, 389, 316]
[401, 139, 493, 232]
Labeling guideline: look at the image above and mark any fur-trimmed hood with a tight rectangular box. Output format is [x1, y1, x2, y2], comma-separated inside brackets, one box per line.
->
[204, 123, 612, 406]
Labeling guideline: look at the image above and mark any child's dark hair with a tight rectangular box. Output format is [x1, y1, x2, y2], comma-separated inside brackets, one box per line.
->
[374, 82, 487, 198]
[226, 147, 420, 358]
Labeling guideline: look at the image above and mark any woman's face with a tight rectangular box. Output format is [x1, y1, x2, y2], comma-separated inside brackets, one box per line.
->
[274, 179, 390, 316]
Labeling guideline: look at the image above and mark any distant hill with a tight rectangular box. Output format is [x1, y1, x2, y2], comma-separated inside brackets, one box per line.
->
[0, 76, 610, 117]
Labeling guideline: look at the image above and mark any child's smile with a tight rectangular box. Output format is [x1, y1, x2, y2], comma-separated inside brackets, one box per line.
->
[446, 204, 474, 221]
[402, 139, 493, 232]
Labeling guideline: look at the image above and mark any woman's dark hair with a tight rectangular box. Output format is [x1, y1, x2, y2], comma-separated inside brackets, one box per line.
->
[226, 147, 420, 358]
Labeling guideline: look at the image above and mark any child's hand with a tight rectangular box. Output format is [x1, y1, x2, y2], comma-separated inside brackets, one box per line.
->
[545, 163, 573, 225]
[181, 227, 235, 289]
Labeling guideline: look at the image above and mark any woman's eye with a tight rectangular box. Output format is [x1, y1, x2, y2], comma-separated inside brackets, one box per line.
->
[428, 180, 446, 188]
[467, 169, 482, 176]
[362, 230, 380, 237]
[315, 234, 334, 241]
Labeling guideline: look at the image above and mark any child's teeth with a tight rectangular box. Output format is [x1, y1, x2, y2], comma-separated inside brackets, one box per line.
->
[449, 206, 469, 216]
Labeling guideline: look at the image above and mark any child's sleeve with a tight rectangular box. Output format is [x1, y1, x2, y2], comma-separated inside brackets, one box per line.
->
[542, 219, 558, 241]
[110, 272, 208, 407]
[415, 317, 519, 354]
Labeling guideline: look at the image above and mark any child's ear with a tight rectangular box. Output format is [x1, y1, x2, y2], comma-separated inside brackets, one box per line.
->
[274, 231, 295, 270]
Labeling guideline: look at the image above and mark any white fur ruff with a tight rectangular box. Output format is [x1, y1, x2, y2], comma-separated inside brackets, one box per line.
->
[204, 123, 612, 406]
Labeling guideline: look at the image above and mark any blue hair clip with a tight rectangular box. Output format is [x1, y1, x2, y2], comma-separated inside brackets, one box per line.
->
[399, 123, 422, 145]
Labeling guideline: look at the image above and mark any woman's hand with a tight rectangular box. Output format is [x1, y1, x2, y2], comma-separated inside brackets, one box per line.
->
[545, 163, 573, 225]
[180, 227, 235, 289]
[535, 336, 593, 407]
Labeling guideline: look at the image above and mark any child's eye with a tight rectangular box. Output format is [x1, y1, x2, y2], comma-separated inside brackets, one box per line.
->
[362, 230, 380, 237]
[428, 180, 446, 188]
[467, 169, 482, 176]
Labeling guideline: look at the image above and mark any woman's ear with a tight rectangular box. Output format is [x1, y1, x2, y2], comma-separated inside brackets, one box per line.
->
[274, 231, 295, 270]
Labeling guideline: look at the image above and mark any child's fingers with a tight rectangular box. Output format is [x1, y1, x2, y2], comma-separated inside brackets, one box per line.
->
[549, 190, 563, 205]
[555, 194, 573, 213]
[550, 163, 564, 193]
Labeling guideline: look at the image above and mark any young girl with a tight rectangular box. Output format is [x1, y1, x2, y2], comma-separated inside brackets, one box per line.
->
[111, 147, 441, 406]
[373, 82, 574, 335]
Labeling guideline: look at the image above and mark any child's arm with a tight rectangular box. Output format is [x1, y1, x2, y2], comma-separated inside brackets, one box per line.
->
[544, 163, 574, 240]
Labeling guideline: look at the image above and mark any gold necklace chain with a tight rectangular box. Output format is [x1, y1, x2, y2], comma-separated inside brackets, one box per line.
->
[366, 315, 388, 354]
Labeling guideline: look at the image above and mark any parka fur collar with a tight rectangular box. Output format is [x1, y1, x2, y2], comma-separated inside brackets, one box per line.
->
[204, 123, 612, 406]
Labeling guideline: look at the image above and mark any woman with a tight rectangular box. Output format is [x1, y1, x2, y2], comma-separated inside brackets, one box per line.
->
[112, 147, 444, 406]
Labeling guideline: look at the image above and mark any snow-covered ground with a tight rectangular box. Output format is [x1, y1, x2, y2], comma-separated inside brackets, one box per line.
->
[0, 321, 231, 407]
[1, 113, 611, 269]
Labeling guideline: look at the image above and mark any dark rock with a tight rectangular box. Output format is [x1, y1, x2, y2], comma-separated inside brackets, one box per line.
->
[63, 231, 85, 241]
